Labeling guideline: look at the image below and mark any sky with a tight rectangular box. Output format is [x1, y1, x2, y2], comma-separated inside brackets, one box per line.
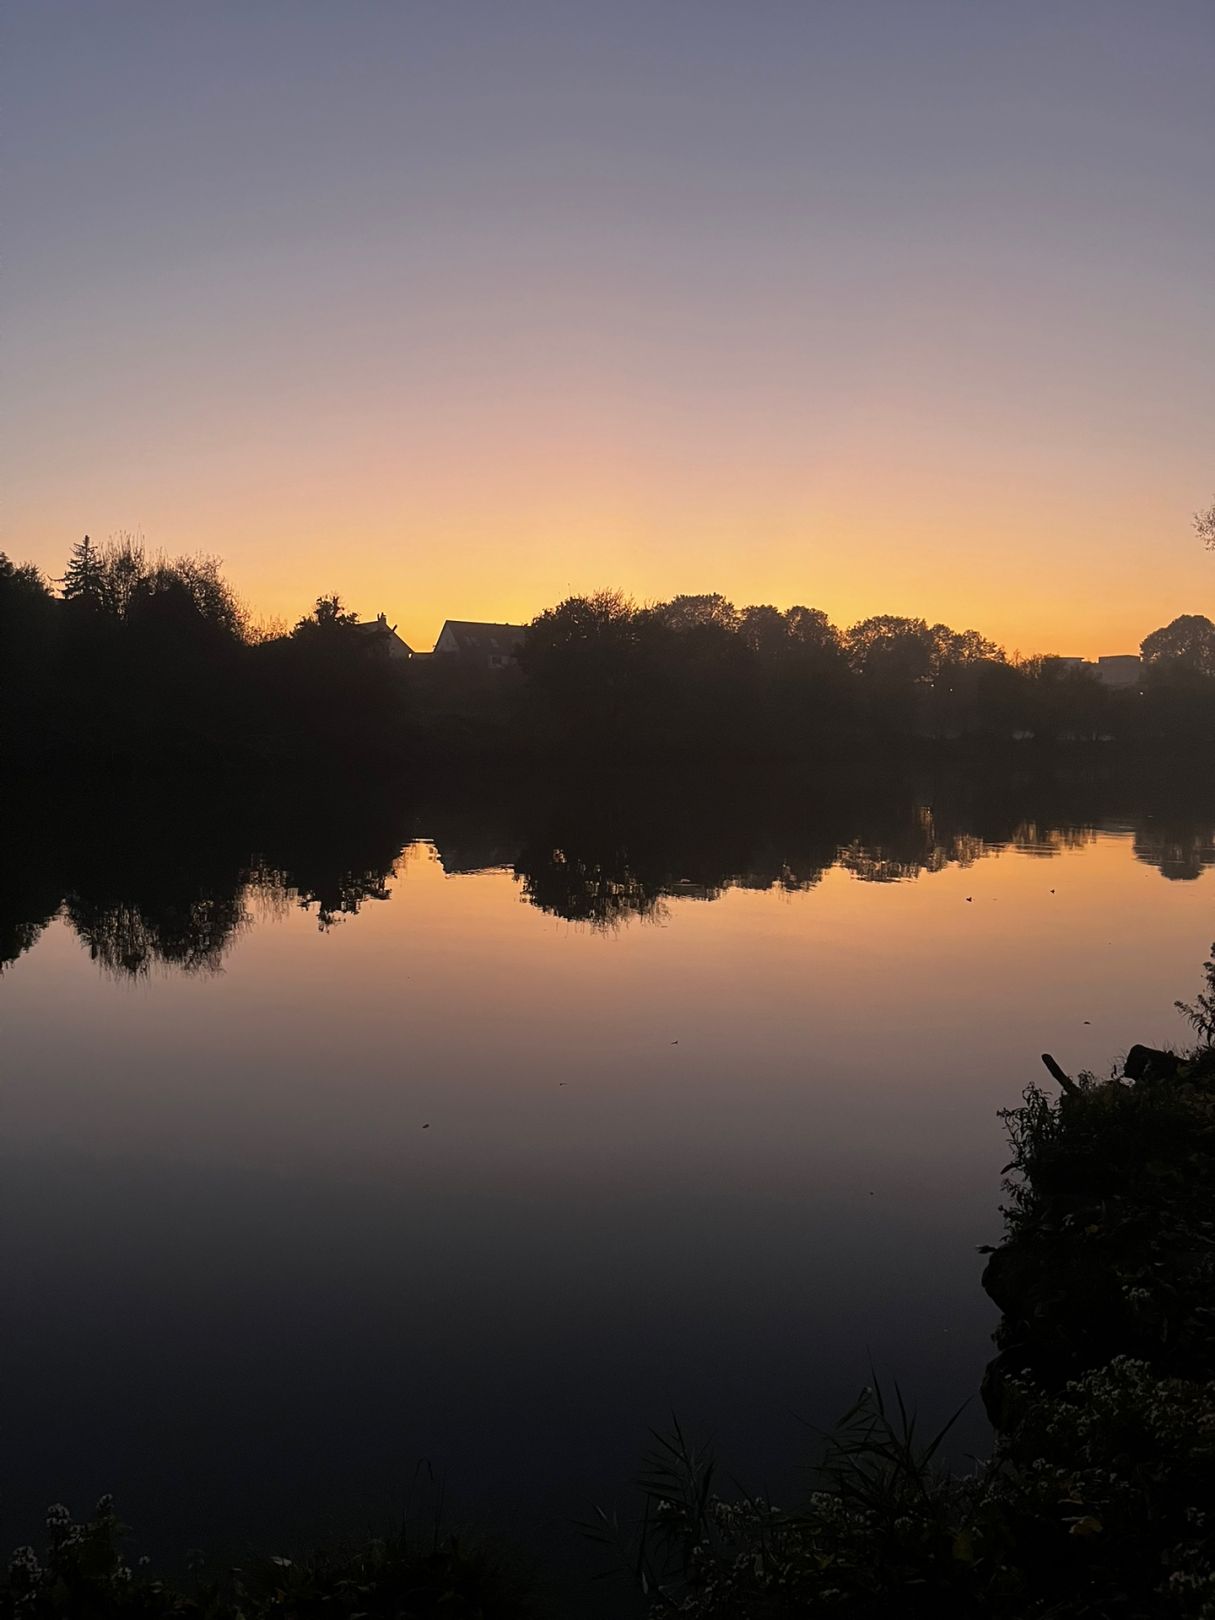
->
[3, 1, 1212, 657]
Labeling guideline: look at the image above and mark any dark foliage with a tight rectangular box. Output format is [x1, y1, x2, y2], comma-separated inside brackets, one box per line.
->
[1, 542, 410, 769]
[4, 542, 1212, 769]
[0, 1496, 550, 1619]
[586, 968, 1215, 1616]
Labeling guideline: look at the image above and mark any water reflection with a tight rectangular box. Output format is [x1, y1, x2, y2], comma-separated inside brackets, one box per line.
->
[1132, 820, 1215, 882]
[2, 769, 1214, 976]
[5, 765, 1215, 1606]
[248, 858, 396, 931]
[67, 891, 249, 978]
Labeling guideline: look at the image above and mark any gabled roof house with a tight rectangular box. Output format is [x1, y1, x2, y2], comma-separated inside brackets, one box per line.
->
[351, 613, 413, 661]
[433, 619, 527, 670]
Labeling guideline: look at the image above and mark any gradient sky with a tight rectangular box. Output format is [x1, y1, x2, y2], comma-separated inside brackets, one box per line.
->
[3, 1, 1212, 655]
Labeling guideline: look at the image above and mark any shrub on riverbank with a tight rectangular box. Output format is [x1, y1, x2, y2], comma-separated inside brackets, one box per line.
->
[1, 1497, 550, 1619]
[589, 1359, 1214, 1616]
[590, 1010, 1215, 1616]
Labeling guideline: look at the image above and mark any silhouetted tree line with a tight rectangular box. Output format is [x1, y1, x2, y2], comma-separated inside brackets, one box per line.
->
[0, 538, 409, 767]
[519, 590, 1215, 755]
[5, 544, 1215, 766]
[4, 768, 1213, 976]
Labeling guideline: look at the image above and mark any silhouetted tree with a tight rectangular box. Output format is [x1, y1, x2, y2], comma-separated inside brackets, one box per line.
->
[1141, 614, 1215, 678]
[95, 534, 148, 622]
[845, 615, 936, 684]
[242, 592, 412, 764]
[659, 593, 740, 635]
[931, 625, 1002, 670]
[60, 534, 105, 610]
[0, 552, 57, 757]
[54, 539, 257, 760]
[292, 594, 361, 638]
[784, 605, 842, 658]
[1020, 656, 1117, 741]
[134, 554, 248, 643]
[1195, 496, 1215, 551]
[519, 590, 663, 747]
[737, 603, 787, 658]
[1136, 615, 1215, 749]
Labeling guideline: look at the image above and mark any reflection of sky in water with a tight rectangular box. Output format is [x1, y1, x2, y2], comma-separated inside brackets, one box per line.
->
[3, 822, 1214, 1598]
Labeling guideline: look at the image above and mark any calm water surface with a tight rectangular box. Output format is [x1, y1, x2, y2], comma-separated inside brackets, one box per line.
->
[2, 773, 1213, 1598]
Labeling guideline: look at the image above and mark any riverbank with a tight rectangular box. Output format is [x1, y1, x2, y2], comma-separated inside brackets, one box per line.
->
[596, 1022, 1215, 1616]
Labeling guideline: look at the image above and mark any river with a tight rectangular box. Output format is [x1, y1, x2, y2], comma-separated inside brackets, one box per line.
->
[2, 766, 1212, 1604]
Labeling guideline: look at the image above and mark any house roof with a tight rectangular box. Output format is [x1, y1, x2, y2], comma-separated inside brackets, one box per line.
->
[437, 619, 527, 654]
[352, 615, 413, 653]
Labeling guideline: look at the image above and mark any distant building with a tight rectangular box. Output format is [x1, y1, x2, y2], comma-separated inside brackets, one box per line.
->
[352, 613, 413, 661]
[1095, 655, 1141, 689]
[433, 619, 527, 671]
[1049, 654, 1141, 689]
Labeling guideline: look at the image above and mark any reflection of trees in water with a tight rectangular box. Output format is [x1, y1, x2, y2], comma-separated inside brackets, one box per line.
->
[503, 788, 1209, 924]
[1009, 822, 1097, 858]
[835, 817, 1098, 885]
[68, 852, 404, 973]
[510, 795, 842, 927]
[732, 860, 831, 893]
[246, 856, 399, 929]
[5, 774, 1215, 965]
[241, 805, 415, 929]
[0, 900, 60, 974]
[521, 819, 990, 919]
[836, 842, 926, 884]
[1132, 822, 1215, 882]
[55, 818, 256, 977]
[513, 797, 841, 925]
[518, 846, 669, 929]
[0, 810, 65, 971]
[835, 807, 996, 885]
[0, 784, 414, 977]
[64, 890, 250, 978]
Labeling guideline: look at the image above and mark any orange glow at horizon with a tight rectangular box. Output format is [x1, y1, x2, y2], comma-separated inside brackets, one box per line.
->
[10, 470, 1208, 662]
[3, 4, 1212, 661]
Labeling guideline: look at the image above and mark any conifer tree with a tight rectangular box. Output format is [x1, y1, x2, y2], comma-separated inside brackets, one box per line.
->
[61, 534, 104, 608]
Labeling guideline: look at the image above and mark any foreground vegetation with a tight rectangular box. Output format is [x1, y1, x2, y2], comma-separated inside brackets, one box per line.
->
[5, 537, 1215, 766]
[0, 1509, 549, 1620]
[5, 963, 1215, 1616]
[588, 1076, 1215, 1616]
[583, 967, 1215, 1618]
